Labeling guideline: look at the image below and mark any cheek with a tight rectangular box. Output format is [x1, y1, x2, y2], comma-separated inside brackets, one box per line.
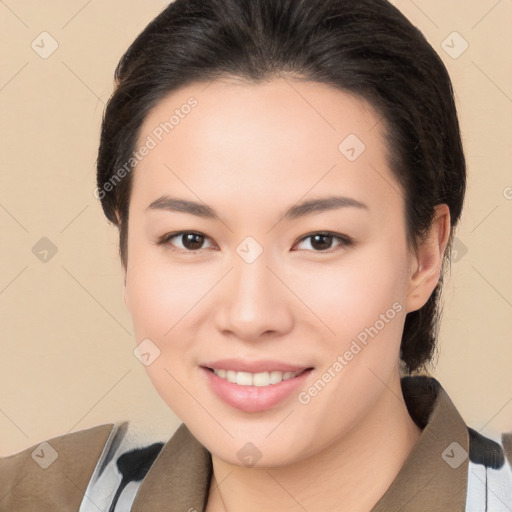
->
[125, 255, 207, 417]
[125, 224, 204, 335]
[126, 268, 168, 339]
[126, 259, 203, 340]
[289, 243, 409, 345]
[290, 246, 408, 424]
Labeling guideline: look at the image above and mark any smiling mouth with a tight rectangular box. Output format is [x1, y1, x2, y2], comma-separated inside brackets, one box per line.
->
[203, 366, 313, 387]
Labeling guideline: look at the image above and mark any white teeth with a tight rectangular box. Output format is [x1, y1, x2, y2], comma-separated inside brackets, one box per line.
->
[212, 368, 303, 386]
[236, 371, 253, 386]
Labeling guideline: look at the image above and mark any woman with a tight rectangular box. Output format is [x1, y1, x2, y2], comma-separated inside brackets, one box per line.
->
[1, 0, 511, 510]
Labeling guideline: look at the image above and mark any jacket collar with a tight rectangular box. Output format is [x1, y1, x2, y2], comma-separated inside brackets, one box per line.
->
[371, 376, 469, 510]
[132, 376, 469, 511]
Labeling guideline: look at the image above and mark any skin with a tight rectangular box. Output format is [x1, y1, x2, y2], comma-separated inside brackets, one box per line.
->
[122, 77, 451, 512]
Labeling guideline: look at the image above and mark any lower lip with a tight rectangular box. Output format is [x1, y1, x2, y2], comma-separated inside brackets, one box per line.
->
[200, 366, 313, 413]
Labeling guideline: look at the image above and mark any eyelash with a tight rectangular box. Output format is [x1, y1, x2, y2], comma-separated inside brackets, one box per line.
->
[155, 230, 354, 254]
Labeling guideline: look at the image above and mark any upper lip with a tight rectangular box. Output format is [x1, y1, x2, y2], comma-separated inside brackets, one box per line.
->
[201, 358, 313, 373]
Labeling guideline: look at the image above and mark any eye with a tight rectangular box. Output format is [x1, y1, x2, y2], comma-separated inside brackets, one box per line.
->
[156, 231, 215, 252]
[292, 232, 353, 253]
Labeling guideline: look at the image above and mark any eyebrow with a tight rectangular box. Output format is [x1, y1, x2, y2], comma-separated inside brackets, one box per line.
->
[146, 194, 368, 221]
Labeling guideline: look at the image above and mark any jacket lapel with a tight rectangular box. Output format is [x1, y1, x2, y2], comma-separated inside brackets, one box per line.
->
[131, 422, 212, 511]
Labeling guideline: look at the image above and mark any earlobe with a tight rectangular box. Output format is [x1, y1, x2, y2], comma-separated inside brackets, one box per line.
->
[405, 204, 451, 313]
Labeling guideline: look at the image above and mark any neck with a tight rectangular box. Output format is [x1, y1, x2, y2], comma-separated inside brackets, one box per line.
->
[206, 368, 422, 512]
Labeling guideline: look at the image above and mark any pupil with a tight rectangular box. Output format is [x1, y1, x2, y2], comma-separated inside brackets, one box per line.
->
[183, 233, 203, 250]
[311, 234, 331, 251]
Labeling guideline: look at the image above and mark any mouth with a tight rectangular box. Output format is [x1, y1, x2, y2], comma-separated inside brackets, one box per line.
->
[200, 365, 315, 413]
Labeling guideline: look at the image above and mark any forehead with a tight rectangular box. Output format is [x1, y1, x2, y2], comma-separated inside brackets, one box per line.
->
[131, 78, 401, 219]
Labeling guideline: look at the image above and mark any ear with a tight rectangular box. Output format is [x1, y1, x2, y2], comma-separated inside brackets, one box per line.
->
[405, 204, 451, 313]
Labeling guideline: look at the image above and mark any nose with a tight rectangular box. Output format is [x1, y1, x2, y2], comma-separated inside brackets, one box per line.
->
[213, 250, 294, 342]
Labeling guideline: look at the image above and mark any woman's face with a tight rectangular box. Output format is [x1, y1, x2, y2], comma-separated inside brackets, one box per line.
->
[124, 78, 422, 465]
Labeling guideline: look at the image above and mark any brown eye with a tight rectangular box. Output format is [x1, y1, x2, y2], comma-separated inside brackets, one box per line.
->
[158, 231, 214, 251]
[181, 232, 206, 250]
[294, 232, 353, 253]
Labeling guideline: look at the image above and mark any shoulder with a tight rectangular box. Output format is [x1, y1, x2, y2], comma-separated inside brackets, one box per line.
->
[466, 427, 512, 510]
[0, 423, 116, 511]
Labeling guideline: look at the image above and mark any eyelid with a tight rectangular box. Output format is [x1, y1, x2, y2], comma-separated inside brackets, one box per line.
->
[156, 230, 354, 253]
[293, 231, 354, 252]
[156, 231, 217, 252]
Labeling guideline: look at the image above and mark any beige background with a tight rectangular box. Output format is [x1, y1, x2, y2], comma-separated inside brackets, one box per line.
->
[1, 0, 511, 456]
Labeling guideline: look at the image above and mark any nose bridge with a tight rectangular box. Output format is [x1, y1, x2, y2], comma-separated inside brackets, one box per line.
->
[231, 239, 276, 314]
[214, 237, 292, 337]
